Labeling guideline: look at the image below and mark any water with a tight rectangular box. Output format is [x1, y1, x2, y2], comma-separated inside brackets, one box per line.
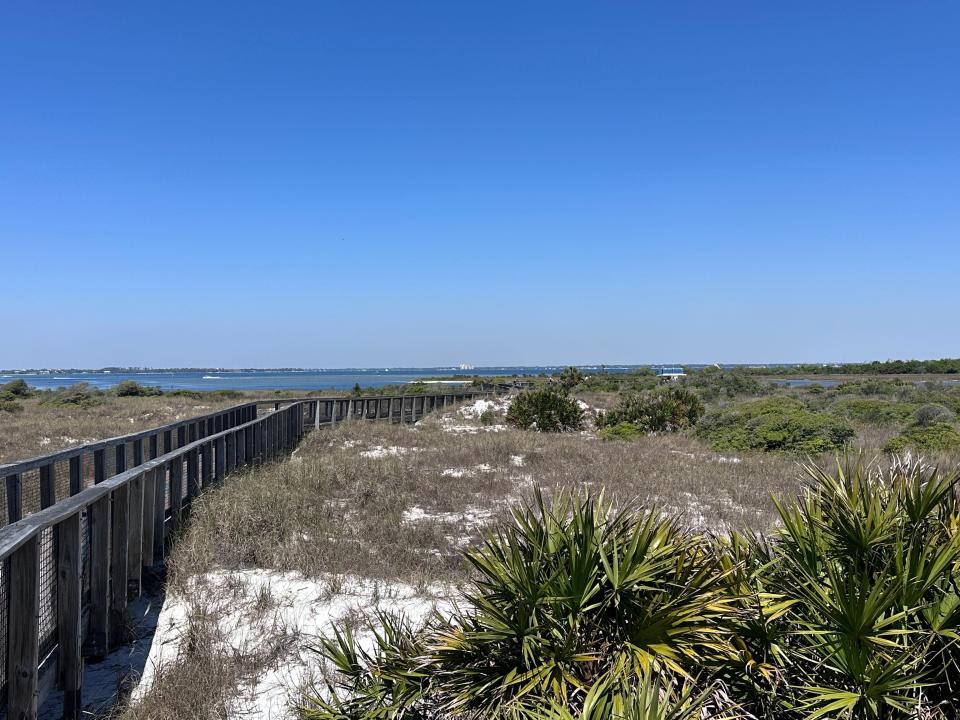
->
[1, 367, 635, 392]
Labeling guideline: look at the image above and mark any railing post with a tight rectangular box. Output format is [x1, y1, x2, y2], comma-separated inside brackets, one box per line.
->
[215, 436, 226, 480]
[8, 534, 40, 720]
[330, 400, 337, 429]
[109, 483, 129, 648]
[85, 494, 110, 658]
[187, 448, 199, 502]
[69, 454, 82, 496]
[127, 472, 144, 596]
[226, 432, 235, 472]
[40, 462, 56, 509]
[202, 441, 213, 488]
[94, 449, 105, 484]
[163, 429, 173, 454]
[170, 458, 183, 531]
[58, 512, 83, 720]
[149, 434, 159, 460]
[133, 438, 144, 467]
[116, 443, 127, 475]
[6, 472, 23, 523]
[142, 467, 158, 569]
[153, 465, 167, 563]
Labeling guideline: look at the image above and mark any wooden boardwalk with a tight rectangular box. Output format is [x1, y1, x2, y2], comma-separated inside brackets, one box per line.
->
[0, 389, 494, 720]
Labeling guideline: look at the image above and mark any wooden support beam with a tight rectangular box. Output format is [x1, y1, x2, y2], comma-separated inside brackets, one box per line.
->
[127, 472, 144, 596]
[85, 494, 110, 658]
[115, 443, 126, 475]
[186, 449, 199, 503]
[68, 455, 82, 496]
[57, 512, 83, 720]
[215, 435, 226, 481]
[201, 441, 212, 488]
[40, 463, 56, 509]
[152, 465, 166, 563]
[6, 472, 23, 523]
[93, 449, 105, 484]
[108, 484, 129, 648]
[170, 458, 183, 531]
[142, 467, 157, 569]
[8, 534, 40, 720]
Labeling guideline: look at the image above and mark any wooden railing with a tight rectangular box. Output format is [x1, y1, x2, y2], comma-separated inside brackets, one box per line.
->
[0, 389, 494, 720]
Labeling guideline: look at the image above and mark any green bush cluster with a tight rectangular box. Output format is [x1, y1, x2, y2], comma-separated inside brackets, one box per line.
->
[557, 366, 585, 390]
[685, 367, 765, 401]
[697, 397, 855, 454]
[576, 368, 657, 394]
[0, 379, 32, 413]
[304, 459, 960, 719]
[505, 386, 583, 432]
[600, 386, 704, 435]
[39, 382, 105, 408]
[597, 422, 644, 441]
[113, 380, 163, 397]
[884, 422, 960, 453]
[827, 397, 918, 425]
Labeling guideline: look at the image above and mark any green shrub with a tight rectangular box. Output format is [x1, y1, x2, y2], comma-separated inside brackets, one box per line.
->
[113, 379, 163, 397]
[598, 421, 644, 441]
[686, 367, 764, 401]
[0, 399, 23, 413]
[913, 403, 956, 426]
[602, 386, 704, 433]
[505, 387, 583, 432]
[829, 397, 917, 425]
[167, 389, 203, 399]
[39, 382, 104, 408]
[212, 389, 245, 399]
[557, 366, 584, 390]
[883, 421, 960, 453]
[303, 490, 732, 719]
[0, 379, 32, 398]
[697, 397, 854, 454]
[479, 408, 496, 426]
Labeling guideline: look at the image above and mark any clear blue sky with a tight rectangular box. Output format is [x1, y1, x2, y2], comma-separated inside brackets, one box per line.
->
[2, 2, 957, 368]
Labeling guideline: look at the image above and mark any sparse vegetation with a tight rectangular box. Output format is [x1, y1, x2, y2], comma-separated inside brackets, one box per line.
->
[506, 386, 583, 433]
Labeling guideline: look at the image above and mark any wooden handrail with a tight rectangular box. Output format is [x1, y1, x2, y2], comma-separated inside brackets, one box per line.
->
[0, 388, 497, 720]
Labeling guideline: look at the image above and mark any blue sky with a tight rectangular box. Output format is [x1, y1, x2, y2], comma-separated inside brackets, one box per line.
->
[1, 2, 957, 368]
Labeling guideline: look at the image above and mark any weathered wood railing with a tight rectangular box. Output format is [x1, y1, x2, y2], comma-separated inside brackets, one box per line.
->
[0, 389, 493, 720]
[1, 403, 258, 528]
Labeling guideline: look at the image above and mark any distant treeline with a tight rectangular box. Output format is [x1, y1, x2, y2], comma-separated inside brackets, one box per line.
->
[738, 358, 960, 376]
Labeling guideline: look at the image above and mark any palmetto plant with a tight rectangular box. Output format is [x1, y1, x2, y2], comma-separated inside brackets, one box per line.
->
[301, 457, 960, 720]
[301, 489, 736, 719]
[757, 456, 960, 719]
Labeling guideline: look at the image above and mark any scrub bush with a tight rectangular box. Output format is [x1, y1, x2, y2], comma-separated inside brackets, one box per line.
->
[506, 387, 583, 432]
[697, 397, 854, 454]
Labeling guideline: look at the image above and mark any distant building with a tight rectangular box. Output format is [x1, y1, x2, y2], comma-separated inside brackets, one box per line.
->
[654, 366, 686, 382]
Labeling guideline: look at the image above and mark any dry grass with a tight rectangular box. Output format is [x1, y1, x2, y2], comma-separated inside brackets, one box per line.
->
[102, 394, 960, 720]
[167, 400, 810, 599]
[0, 395, 240, 464]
